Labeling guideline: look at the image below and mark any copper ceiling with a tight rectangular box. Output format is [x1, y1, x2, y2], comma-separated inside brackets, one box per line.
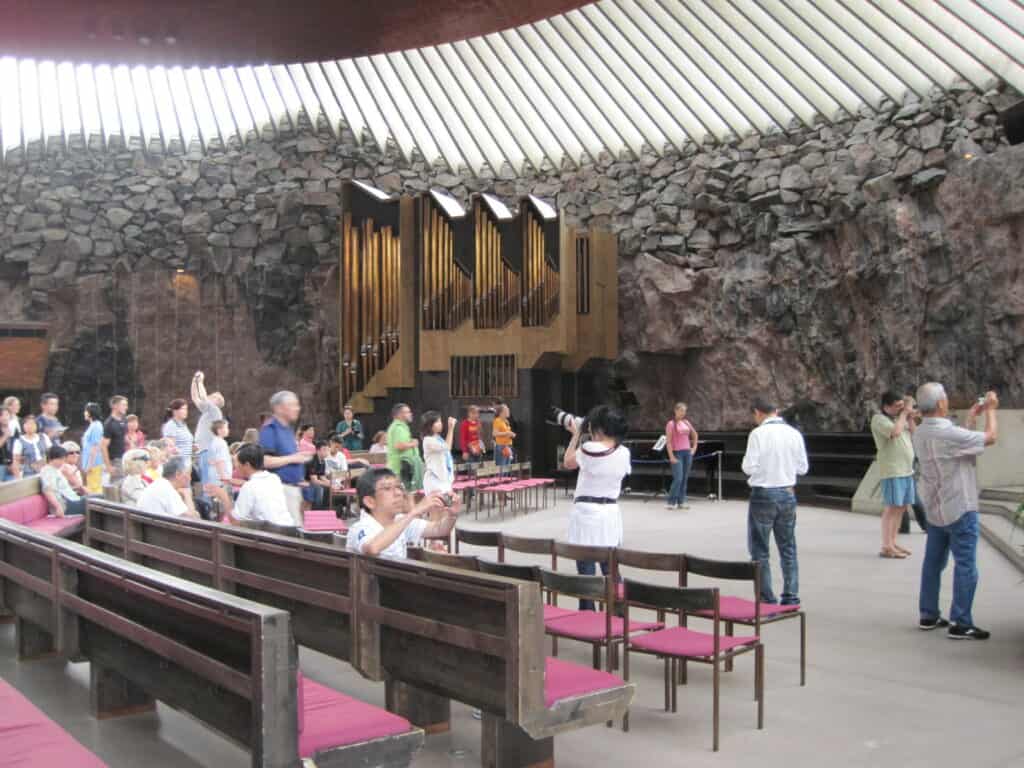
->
[0, 0, 594, 66]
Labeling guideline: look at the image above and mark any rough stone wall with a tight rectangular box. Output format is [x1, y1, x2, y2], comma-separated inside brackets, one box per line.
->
[0, 80, 1021, 435]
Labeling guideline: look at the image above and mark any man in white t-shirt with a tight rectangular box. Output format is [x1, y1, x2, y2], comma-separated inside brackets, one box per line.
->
[137, 456, 199, 518]
[227, 443, 294, 527]
[347, 467, 459, 559]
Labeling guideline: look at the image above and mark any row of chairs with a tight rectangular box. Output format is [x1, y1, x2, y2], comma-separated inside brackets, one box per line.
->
[434, 530, 807, 751]
[452, 461, 556, 518]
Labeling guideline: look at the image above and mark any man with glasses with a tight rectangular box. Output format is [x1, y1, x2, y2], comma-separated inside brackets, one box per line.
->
[347, 467, 458, 559]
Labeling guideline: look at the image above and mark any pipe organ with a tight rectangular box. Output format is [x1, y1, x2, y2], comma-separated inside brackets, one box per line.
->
[338, 182, 617, 414]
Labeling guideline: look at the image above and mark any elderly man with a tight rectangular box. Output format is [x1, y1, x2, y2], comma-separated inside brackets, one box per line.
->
[347, 467, 458, 559]
[191, 371, 225, 486]
[741, 397, 809, 606]
[913, 383, 997, 640]
[227, 444, 294, 527]
[137, 456, 199, 518]
[871, 390, 917, 558]
[259, 391, 313, 525]
[39, 445, 86, 517]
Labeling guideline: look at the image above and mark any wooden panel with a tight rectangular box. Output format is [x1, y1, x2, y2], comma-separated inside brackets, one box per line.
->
[421, 197, 472, 332]
[474, 200, 520, 330]
[0, 337, 49, 389]
[450, 355, 518, 399]
[521, 209, 559, 329]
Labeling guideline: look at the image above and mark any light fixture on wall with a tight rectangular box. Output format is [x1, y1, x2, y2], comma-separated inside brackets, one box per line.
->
[176, 268, 184, 273]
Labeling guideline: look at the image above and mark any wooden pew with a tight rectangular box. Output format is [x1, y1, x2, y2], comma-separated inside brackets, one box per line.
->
[353, 555, 636, 767]
[0, 519, 424, 768]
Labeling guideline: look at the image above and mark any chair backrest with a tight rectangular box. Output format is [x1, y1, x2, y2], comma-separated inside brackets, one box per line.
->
[407, 547, 480, 571]
[622, 578, 718, 615]
[501, 534, 556, 569]
[102, 484, 122, 502]
[614, 548, 684, 584]
[554, 541, 613, 567]
[539, 568, 609, 605]
[519, 461, 532, 477]
[683, 554, 759, 585]
[478, 559, 540, 583]
[454, 528, 503, 557]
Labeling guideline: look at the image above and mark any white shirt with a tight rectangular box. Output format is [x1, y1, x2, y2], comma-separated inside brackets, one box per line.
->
[13, 433, 50, 460]
[347, 512, 429, 560]
[233, 471, 293, 527]
[568, 442, 631, 547]
[741, 417, 809, 488]
[326, 452, 348, 473]
[137, 477, 189, 518]
[422, 435, 454, 494]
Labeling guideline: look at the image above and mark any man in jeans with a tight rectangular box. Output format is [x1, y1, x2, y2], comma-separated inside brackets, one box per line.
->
[912, 382, 997, 640]
[741, 397, 809, 605]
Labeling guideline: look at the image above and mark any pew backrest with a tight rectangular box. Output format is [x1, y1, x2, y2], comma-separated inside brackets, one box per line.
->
[0, 519, 298, 767]
[84, 498, 355, 663]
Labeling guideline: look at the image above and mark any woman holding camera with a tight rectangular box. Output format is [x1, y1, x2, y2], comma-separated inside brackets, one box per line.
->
[563, 405, 631, 610]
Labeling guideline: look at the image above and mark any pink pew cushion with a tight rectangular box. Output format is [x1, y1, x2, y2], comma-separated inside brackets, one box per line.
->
[544, 657, 625, 708]
[298, 676, 413, 758]
[302, 510, 348, 532]
[543, 604, 578, 622]
[693, 596, 800, 621]
[545, 612, 662, 641]
[0, 495, 49, 525]
[630, 626, 758, 658]
[25, 516, 82, 537]
[0, 679, 107, 768]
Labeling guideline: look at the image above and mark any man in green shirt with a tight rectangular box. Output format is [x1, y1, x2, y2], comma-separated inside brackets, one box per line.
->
[387, 403, 423, 491]
[870, 390, 917, 559]
[334, 405, 364, 452]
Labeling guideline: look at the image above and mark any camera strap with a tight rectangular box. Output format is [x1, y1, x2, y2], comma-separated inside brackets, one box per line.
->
[580, 444, 617, 458]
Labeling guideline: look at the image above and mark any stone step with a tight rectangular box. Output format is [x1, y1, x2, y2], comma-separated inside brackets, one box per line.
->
[979, 512, 1024, 575]
[979, 498, 1022, 523]
[979, 485, 1024, 504]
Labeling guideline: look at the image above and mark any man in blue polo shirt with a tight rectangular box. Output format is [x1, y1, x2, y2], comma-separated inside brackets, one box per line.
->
[258, 390, 312, 526]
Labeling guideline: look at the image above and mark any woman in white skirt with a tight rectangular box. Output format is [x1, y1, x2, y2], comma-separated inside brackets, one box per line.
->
[563, 405, 631, 610]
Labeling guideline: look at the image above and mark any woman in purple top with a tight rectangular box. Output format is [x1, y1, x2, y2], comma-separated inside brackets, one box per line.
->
[666, 402, 699, 510]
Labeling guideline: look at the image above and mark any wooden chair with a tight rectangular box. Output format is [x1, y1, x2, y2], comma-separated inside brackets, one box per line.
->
[553, 541, 614, 607]
[684, 554, 806, 686]
[500, 534, 556, 570]
[539, 569, 661, 671]
[453, 528, 504, 560]
[477, 560, 540, 583]
[621, 579, 763, 752]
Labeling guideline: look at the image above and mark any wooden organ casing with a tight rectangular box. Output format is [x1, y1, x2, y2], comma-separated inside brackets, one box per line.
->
[473, 194, 520, 330]
[420, 191, 472, 331]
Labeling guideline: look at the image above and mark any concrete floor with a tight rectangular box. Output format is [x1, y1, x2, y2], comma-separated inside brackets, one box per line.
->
[2, 496, 1023, 768]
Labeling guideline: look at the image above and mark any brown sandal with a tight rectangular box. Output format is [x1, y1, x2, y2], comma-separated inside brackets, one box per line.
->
[879, 548, 908, 559]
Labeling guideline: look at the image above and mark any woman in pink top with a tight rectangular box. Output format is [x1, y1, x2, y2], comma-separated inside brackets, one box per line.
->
[666, 402, 698, 510]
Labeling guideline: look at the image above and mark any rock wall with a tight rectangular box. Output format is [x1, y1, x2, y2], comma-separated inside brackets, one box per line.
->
[0, 80, 1022, 435]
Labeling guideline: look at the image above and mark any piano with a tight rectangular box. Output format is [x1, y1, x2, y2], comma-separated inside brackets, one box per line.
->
[621, 433, 726, 499]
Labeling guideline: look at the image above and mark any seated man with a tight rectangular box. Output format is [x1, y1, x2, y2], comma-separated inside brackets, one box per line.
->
[59, 441, 86, 494]
[119, 449, 152, 506]
[227, 443, 294, 527]
[347, 467, 458, 559]
[137, 456, 199, 518]
[39, 445, 86, 516]
[303, 439, 332, 510]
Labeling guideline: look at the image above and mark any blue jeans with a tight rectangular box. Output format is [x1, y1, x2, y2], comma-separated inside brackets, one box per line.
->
[196, 450, 211, 485]
[0, 465, 10, 482]
[919, 511, 979, 627]
[494, 446, 512, 467]
[576, 560, 610, 611]
[668, 450, 692, 505]
[747, 487, 799, 604]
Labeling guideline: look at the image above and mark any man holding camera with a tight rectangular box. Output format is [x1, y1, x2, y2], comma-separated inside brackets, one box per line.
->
[912, 383, 997, 640]
[871, 391, 918, 559]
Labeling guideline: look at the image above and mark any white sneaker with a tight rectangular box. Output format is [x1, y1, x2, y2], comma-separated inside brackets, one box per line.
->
[665, 502, 677, 510]
[680, 504, 691, 510]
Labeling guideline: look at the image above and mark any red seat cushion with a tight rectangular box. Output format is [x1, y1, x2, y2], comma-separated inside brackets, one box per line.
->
[302, 510, 348, 532]
[0, 679, 107, 767]
[694, 596, 800, 622]
[544, 657, 625, 707]
[0, 495, 49, 525]
[543, 604, 578, 621]
[544, 611, 662, 641]
[25, 516, 82, 537]
[298, 676, 413, 758]
[629, 626, 758, 659]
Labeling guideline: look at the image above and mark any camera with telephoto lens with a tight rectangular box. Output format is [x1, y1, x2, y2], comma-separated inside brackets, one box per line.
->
[550, 406, 587, 434]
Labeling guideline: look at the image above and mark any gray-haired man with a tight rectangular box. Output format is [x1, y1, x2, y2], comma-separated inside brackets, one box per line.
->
[258, 391, 312, 525]
[912, 383, 998, 640]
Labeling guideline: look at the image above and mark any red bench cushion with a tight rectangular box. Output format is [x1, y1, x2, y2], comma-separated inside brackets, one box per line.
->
[25, 517, 81, 537]
[544, 611, 662, 641]
[302, 510, 348, 532]
[629, 626, 758, 658]
[0, 495, 49, 525]
[694, 596, 800, 622]
[542, 604, 577, 622]
[544, 657, 625, 708]
[0, 679, 107, 767]
[298, 676, 413, 758]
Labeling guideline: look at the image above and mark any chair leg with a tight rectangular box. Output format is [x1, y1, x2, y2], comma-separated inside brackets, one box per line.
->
[713, 658, 720, 752]
[671, 660, 678, 713]
[663, 658, 671, 712]
[800, 613, 807, 686]
[592, 644, 601, 671]
[552, 635, 558, 657]
[757, 644, 765, 729]
[724, 622, 734, 672]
